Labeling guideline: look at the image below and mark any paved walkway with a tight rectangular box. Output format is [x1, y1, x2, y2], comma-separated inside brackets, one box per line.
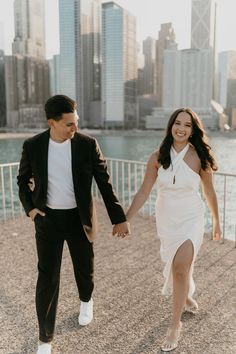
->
[0, 203, 235, 354]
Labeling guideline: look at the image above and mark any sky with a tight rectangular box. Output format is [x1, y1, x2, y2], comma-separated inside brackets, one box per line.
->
[0, 0, 236, 59]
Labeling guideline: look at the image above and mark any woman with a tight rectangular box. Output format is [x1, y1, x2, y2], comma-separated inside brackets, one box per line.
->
[126, 108, 221, 352]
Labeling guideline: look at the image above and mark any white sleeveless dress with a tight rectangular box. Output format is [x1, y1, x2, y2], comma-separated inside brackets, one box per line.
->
[155, 143, 205, 296]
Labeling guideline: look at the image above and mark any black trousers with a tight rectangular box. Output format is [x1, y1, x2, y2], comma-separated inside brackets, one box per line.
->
[34, 207, 94, 343]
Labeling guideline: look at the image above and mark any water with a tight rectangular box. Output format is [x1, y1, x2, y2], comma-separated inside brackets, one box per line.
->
[0, 131, 236, 241]
[1, 132, 236, 173]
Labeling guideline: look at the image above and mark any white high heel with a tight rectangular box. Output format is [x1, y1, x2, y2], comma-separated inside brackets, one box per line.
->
[161, 322, 182, 352]
[184, 297, 199, 314]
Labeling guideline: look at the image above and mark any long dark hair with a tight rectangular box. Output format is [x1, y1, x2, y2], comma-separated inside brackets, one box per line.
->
[158, 108, 218, 171]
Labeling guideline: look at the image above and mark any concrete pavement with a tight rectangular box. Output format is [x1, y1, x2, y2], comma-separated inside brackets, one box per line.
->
[0, 203, 235, 354]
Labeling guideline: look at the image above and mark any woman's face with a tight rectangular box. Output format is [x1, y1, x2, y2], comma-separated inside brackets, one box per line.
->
[171, 112, 193, 144]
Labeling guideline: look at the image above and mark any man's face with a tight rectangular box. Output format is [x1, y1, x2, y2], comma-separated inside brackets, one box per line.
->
[48, 112, 79, 142]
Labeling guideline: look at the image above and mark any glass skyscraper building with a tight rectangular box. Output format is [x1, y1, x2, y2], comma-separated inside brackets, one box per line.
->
[191, 0, 217, 50]
[59, 0, 101, 127]
[142, 37, 156, 95]
[12, 0, 46, 58]
[5, 0, 49, 129]
[0, 50, 6, 127]
[59, 0, 76, 101]
[102, 2, 137, 128]
[191, 0, 217, 99]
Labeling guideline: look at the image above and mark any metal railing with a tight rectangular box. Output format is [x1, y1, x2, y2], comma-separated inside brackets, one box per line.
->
[1, 159, 236, 244]
[0, 162, 23, 221]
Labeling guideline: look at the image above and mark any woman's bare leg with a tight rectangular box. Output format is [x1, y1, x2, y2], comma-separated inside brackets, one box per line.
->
[162, 240, 194, 350]
[171, 239, 194, 327]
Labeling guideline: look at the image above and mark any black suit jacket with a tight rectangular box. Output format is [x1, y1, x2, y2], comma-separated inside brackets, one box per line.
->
[17, 129, 126, 241]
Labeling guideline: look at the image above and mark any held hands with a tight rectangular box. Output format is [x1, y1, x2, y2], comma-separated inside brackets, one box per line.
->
[29, 208, 45, 221]
[112, 221, 131, 238]
[212, 219, 221, 241]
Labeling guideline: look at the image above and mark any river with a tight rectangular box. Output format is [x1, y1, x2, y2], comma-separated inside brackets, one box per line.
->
[0, 130, 236, 173]
[0, 131, 236, 241]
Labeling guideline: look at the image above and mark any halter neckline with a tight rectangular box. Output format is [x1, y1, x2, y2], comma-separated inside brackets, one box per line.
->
[171, 143, 189, 156]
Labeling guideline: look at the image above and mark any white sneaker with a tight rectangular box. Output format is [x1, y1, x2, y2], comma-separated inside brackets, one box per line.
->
[78, 298, 93, 326]
[36, 342, 51, 354]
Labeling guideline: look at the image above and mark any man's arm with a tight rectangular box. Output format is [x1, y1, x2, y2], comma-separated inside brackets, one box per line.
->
[17, 140, 35, 215]
[92, 139, 130, 236]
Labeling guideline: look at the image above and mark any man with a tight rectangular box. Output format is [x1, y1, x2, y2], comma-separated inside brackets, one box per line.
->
[17, 95, 130, 354]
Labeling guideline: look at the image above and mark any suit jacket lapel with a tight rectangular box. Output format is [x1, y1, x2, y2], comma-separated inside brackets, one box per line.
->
[71, 134, 80, 194]
[40, 129, 50, 191]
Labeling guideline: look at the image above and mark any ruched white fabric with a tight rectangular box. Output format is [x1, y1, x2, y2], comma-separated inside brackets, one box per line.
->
[155, 143, 205, 296]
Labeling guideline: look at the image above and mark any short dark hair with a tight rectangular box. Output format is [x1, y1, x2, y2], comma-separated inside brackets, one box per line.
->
[44, 95, 77, 120]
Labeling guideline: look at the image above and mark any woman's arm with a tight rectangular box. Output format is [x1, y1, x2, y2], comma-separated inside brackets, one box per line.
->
[126, 152, 159, 222]
[200, 168, 221, 240]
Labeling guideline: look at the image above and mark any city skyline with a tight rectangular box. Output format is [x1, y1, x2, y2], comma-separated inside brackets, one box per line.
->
[0, 0, 235, 58]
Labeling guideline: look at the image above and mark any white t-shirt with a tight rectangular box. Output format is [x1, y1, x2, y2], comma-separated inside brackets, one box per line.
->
[47, 138, 77, 209]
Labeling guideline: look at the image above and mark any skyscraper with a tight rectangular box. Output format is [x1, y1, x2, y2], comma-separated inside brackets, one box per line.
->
[102, 2, 137, 128]
[146, 0, 219, 130]
[226, 79, 236, 127]
[0, 50, 6, 127]
[218, 51, 236, 108]
[49, 55, 61, 96]
[0, 22, 5, 51]
[145, 48, 216, 130]
[5, 55, 49, 128]
[5, 0, 49, 128]
[191, 0, 217, 50]
[58, 0, 76, 100]
[59, 0, 102, 127]
[163, 49, 213, 111]
[191, 0, 218, 100]
[12, 0, 46, 58]
[156, 23, 177, 107]
[142, 37, 156, 95]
